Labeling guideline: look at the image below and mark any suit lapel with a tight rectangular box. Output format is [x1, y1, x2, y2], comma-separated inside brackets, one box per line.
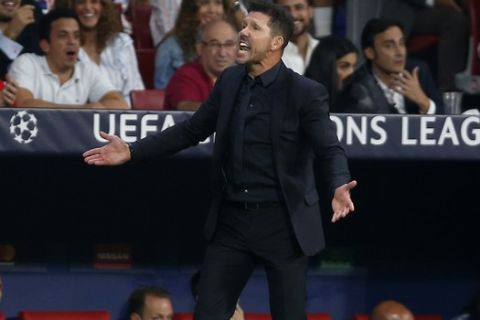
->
[269, 64, 291, 159]
[214, 66, 245, 157]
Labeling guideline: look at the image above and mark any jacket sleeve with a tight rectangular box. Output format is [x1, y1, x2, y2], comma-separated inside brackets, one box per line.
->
[131, 69, 227, 161]
[300, 81, 351, 195]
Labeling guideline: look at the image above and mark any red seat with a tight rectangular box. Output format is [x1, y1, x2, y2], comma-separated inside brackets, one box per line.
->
[309, 314, 332, 320]
[246, 313, 331, 320]
[354, 314, 442, 320]
[0, 311, 5, 320]
[136, 49, 156, 89]
[19, 311, 111, 320]
[173, 313, 194, 320]
[130, 89, 166, 110]
[406, 34, 438, 54]
[131, 4, 154, 50]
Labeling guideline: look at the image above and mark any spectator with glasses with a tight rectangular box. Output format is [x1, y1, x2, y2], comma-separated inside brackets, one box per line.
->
[165, 18, 237, 110]
[154, 0, 238, 90]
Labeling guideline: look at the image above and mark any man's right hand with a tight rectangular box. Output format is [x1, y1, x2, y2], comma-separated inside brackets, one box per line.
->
[3, 5, 35, 40]
[83, 131, 131, 166]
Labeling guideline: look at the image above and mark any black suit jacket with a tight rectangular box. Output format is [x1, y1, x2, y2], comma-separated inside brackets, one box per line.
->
[0, 0, 42, 79]
[132, 62, 351, 256]
[335, 59, 444, 114]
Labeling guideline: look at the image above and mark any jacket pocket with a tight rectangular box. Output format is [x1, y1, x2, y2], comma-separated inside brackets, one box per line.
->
[304, 189, 319, 206]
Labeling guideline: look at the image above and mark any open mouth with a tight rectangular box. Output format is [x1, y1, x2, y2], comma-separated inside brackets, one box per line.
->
[66, 50, 77, 59]
[0, 0, 18, 10]
[239, 40, 250, 52]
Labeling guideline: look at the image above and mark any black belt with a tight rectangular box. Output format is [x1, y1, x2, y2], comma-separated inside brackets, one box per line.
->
[226, 201, 281, 211]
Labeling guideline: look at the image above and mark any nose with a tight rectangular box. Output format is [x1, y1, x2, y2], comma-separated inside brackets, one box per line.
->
[84, 0, 92, 10]
[67, 33, 78, 44]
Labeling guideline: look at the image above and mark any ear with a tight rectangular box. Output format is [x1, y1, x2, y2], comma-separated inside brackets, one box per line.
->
[271, 35, 284, 51]
[39, 39, 50, 54]
[307, 5, 314, 20]
[130, 313, 141, 320]
[364, 47, 375, 61]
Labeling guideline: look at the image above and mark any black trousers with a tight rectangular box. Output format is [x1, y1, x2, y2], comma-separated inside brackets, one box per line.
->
[193, 202, 308, 320]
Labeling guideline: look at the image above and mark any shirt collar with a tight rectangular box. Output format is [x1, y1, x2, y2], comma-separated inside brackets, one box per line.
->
[40, 55, 81, 83]
[247, 61, 282, 87]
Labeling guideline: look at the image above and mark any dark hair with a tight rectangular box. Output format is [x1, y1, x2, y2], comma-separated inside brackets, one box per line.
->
[305, 35, 358, 105]
[273, 0, 314, 6]
[360, 18, 405, 51]
[39, 8, 79, 41]
[55, 0, 122, 52]
[248, 0, 294, 49]
[128, 286, 171, 316]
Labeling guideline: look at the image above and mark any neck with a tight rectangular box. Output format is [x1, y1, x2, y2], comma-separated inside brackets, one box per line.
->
[204, 68, 218, 83]
[45, 56, 74, 85]
[291, 32, 310, 60]
[82, 28, 98, 47]
[371, 63, 395, 86]
[247, 52, 282, 77]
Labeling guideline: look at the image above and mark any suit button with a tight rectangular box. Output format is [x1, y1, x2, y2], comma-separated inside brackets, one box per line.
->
[244, 189, 248, 193]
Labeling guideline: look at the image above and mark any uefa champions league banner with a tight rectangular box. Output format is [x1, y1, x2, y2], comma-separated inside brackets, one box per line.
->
[1, 108, 480, 160]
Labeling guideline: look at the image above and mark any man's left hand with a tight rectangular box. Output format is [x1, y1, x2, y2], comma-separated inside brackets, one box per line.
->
[331, 180, 357, 223]
[391, 67, 430, 113]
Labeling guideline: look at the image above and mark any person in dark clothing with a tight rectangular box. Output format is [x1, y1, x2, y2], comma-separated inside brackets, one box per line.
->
[0, 0, 43, 79]
[305, 35, 358, 109]
[335, 18, 443, 114]
[84, 1, 357, 319]
[379, 0, 469, 91]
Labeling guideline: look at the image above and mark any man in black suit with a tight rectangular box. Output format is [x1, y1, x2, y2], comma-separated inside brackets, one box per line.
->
[0, 0, 42, 79]
[83, 1, 357, 319]
[335, 18, 444, 114]
[379, 0, 469, 92]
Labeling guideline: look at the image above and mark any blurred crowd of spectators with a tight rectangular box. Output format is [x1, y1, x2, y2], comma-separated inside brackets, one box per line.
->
[0, 0, 475, 113]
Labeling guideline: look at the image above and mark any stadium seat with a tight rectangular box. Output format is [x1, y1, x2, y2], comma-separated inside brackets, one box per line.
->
[19, 311, 111, 320]
[130, 89, 166, 110]
[173, 313, 194, 320]
[131, 4, 154, 50]
[246, 313, 331, 320]
[0, 311, 5, 320]
[353, 314, 442, 320]
[406, 34, 438, 55]
[136, 49, 156, 89]
[309, 314, 333, 320]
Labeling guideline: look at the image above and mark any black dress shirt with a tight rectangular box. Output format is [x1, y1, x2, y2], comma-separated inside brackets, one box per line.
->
[225, 62, 283, 202]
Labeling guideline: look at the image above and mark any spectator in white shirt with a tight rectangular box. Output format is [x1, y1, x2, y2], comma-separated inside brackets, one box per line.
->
[56, 0, 145, 105]
[9, 8, 128, 109]
[274, 0, 318, 74]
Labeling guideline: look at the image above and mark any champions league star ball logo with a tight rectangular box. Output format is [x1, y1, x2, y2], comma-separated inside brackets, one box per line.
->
[9, 111, 39, 144]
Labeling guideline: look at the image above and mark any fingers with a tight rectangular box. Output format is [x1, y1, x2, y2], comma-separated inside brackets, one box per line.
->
[99, 131, 116, 142]
[331, 207, 351, 223]
[346, 180, 357, 191]
[84, 154, 106, 165]
[83, 147, 101, 157]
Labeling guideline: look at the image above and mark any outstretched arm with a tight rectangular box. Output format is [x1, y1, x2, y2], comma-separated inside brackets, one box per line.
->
[83, 131, 131, 166]
[331, 180, 357, 223]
